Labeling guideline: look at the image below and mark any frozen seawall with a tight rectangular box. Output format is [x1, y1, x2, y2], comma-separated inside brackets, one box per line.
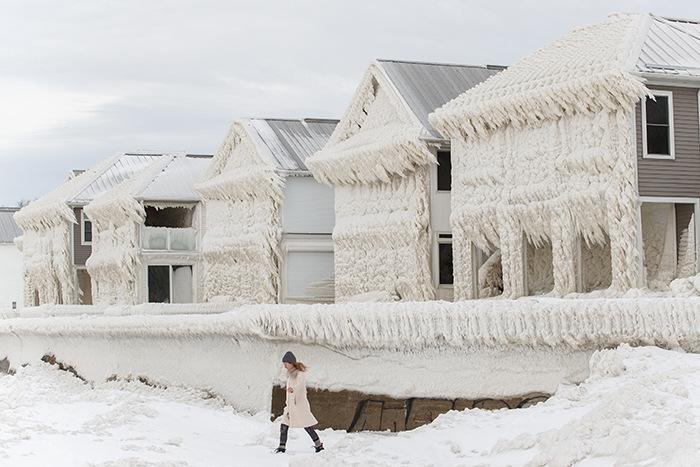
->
[0, 298, 698, 416]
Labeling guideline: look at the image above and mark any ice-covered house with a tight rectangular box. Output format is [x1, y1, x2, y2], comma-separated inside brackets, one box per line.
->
[14, 152, 210, 306]
[84, 153, 211, 305]
[0, 208, 23, 311]
[430, 14, 700, 299]
[306, 59, 502, 301]
[195, 118, 337, 304]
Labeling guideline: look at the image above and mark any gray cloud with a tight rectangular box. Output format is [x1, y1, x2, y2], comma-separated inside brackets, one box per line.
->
[0, 0, 696, 205]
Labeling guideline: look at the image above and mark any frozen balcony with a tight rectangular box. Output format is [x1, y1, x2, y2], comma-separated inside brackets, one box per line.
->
[143, 227, 197, 251]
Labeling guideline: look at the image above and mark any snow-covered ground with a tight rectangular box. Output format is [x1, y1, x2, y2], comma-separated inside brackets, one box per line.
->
[0, 345, 698, 466]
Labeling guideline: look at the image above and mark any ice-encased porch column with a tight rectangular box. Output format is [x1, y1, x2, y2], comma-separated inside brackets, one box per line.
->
[551, 210, 579, 295]
[497, 209, 526, 298]
[607, 109, 645, 291]
[452, 230, 476, 300]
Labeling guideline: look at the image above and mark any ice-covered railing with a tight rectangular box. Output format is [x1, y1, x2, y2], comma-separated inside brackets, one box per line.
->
[143, 227, 197, 251]
[1, 298, 698, 353]
[11, 302, 241, 319]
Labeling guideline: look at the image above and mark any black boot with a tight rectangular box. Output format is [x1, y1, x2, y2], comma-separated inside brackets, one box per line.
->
[274, 446, 286, 453]
[314, 443, 324, 453]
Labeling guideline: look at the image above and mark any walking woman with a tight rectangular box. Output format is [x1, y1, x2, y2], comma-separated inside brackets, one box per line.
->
[275, 351, 324, 453]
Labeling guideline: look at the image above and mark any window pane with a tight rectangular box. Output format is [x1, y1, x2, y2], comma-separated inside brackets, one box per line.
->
[172, 265, 193, 303]
[148, 266, 170, 303]
[439, 242, 453, 285]
[645, 96, 669, 125]
[437, 151, 451, 191]
[647, 125, 670, 155]
[83, 219, 92, 243]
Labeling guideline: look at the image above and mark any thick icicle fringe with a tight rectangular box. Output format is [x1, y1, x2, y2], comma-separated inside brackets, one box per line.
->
[2, 298, 698, 353]
[195, 121, 284, 304]
[430, 14, 650, 141]
[449, 107, 643, 298]
[84, 157, 172, 305]
[307, 65, 434, 186]
[333, 169, 435, 301]
[307, 128, 436, 186]
[308, 63, 436, 301]
[14, 155, 123, 306]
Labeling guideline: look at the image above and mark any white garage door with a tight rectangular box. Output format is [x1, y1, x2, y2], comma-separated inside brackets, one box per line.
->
[285, 251, 334, 303]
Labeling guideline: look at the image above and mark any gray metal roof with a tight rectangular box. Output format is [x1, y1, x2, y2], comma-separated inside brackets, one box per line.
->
[636, 15, 700, 77]
[137, 154, 213, 202]
[72, 153, 163, 204]
[248, 118, 338, 172]
[377, 59, 503, 137]
[0, 208, 21, 243]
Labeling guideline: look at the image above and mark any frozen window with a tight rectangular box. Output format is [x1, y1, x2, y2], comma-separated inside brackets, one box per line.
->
[438, 241, 453, 285]
[643, 92, 674, 158]
[81, 211, 92, 245]
[145, 206, 194, 228]
[148, 266, 170, 303]
[437, 150, 451, 191]
[148, 265, 193, 303]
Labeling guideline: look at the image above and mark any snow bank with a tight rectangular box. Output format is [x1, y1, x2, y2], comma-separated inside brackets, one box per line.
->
[301, 345, 700, 466]
[1, 345, 698, 465]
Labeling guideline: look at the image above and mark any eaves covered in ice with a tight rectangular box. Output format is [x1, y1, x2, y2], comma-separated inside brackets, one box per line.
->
[431, 13, 700, 140]
[307, 60, 500, 186]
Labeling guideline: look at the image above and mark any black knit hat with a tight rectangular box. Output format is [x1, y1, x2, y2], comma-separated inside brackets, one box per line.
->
[282, 351, 296, 363]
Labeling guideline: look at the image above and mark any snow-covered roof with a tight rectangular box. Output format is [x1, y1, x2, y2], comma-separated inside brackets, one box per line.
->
[0, 208, 21, 243]
[430, 14, 650, 140]
[72, 153, 163, 205]
[307, 60, 500, 185]
[246, 118, 338, 173]
[377, 59, 503, 138]
[137, 154, 212, 202]
[431, 13, 700, 140]
[636, 15, 700, 77]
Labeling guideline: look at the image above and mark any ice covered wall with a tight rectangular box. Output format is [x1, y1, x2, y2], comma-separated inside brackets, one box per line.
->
[641, 203, 677, 289]
[431, 14, 650, 299]
[307, 66, 435, 301]
[196, 123, 283, 304]
[84, 160, 169, 305]
[13, 158, 121, 306]
[0, 298, 697, 414]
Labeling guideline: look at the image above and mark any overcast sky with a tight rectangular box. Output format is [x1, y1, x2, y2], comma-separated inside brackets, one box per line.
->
[0, 0, 696, 205]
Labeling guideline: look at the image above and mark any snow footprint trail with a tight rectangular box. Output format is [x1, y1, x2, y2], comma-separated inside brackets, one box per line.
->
[0, 364, 286, 467]
[1, 346, 699, 466]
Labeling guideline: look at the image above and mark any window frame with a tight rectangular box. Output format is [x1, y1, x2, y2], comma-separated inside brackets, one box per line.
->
[147, 264, 194, 304]
[80, 210, 92, 246]
[641, 90, 675, 160]
[436, 150, 452, 192]
[437, 233, 454, 287]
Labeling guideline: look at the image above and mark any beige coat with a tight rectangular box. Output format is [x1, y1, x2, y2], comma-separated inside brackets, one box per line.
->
[282, 369, 318, 428]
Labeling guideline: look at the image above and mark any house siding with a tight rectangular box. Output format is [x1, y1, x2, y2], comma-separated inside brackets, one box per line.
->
[73, 207, 91, 266]
[636, 85, 700, 198]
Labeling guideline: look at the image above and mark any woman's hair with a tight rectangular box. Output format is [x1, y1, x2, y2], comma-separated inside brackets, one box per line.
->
[291, 361, 307, 372]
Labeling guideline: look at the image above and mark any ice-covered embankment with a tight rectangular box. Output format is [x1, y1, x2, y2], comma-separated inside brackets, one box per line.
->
[0, 297, 698, 416]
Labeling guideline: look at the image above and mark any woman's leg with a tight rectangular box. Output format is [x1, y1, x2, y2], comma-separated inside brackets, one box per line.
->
[304, 426, 323, 448]
[277, 424, 289, 450]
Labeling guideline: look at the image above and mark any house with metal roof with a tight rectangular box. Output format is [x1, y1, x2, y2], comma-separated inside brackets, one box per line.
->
[14, 152, 212, 306]
[84, 153, 212, 305]
[0, 208, 23, 311]
[430, 14, 700, 299]
[195, 118, 337, 304]
[306, 59, 502, 302]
